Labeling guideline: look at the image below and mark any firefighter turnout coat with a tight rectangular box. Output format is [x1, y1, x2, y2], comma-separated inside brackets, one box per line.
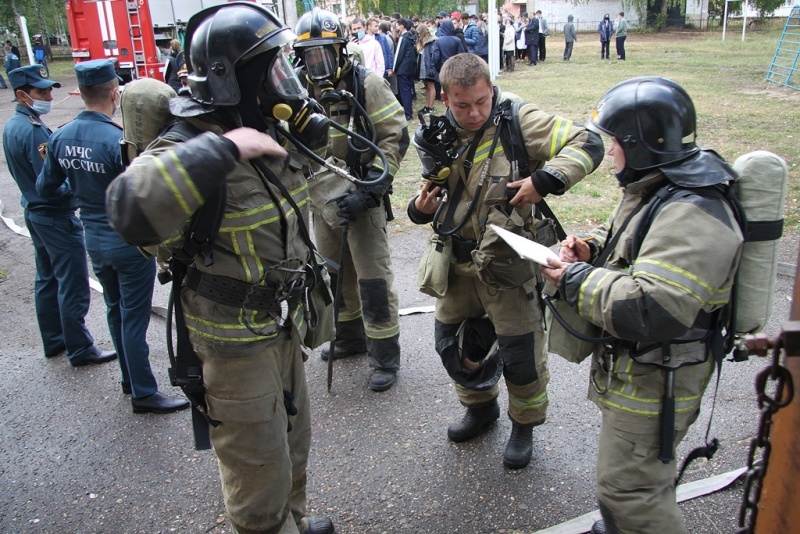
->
[105, 114, 315, 533]
[409, 94, 603, 424]
[557, 168, 744, 533]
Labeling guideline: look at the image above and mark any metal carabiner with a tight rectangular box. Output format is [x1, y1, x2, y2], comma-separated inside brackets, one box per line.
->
[591, 344, 615, 395]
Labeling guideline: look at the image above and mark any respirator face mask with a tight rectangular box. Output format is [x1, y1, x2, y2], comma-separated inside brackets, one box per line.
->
[413, 113, 459, 185]
[259, 49, 330, 150]
[301, 45, 343, 105]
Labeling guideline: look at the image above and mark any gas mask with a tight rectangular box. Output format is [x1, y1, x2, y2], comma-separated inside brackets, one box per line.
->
[300, 45, 344, 105]
[412, 112, 458, 186]
[250, 49, 330, 150]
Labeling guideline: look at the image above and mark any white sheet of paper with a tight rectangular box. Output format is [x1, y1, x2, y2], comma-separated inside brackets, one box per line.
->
[490, 224, 560, 267]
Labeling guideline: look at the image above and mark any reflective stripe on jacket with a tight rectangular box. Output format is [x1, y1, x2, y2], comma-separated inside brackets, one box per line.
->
[106, 117, 312, 353]
[559, 170, 744, 432]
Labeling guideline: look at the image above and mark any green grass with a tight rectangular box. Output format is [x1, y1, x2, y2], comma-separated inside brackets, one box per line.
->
[40, 58, 79, 80]
[394, 28, 799, 234]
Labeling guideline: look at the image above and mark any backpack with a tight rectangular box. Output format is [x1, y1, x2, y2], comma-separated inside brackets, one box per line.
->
[631, 151, 787, 477]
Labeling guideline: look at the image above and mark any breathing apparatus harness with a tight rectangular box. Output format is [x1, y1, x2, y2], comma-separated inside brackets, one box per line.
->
[293, 61, 388, 189]
[153, 96, 387, 451]
[543, 170, 746, 474]
[416, 95, 566, 254]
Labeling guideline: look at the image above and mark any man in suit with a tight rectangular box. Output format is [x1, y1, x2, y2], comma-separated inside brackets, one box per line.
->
[391, 18, 418, 121]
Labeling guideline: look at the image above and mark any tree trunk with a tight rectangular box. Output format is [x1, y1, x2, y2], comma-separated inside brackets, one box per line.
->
[32, 0, 53, 59]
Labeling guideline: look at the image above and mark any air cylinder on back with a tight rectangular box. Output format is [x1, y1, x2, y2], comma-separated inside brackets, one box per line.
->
[731, 150, 788, 334]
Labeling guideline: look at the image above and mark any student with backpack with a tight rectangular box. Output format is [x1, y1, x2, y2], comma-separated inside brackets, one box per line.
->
[33, 37, 48, 73]
[541, 77, 745, 534]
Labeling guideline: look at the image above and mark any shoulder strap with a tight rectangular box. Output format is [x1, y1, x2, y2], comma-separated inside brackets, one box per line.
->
[498, 100, 567, 241]
[594, 191, 655, 267]
[166, 121, 223, 268]
[250, 157, 331, 305]
[162, 121, 223, 450]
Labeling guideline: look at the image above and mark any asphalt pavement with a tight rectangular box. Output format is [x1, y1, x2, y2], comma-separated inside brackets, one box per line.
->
[0, 75, 797, 534]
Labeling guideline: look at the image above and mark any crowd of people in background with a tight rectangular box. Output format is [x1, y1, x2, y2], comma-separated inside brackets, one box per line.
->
[326, 10, 631, 117]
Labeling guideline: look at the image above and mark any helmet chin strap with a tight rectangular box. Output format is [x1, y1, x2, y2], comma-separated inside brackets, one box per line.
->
[616, 166, 650, 186]
[236, 51, 275, 131]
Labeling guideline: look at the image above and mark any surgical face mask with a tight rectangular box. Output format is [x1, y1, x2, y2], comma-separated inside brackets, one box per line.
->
[26, 94, 52, 116]
[356, 30, 365, 41]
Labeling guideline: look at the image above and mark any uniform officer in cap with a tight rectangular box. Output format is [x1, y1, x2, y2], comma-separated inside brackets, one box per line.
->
[3, 65, 117, 366]
[37, 59, 189, 414]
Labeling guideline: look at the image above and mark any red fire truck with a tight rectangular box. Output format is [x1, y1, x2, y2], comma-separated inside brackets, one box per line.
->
[64, 0, 281, 83]
[64, 0, 166, 82]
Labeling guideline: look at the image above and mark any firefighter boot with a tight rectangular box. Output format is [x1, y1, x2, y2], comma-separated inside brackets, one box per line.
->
[367, 334, 400, 392]
[320, 317, 367, 361]
[447, 399, 500, 442]
[590, 520, 606, 534]
[502, 419, 535, 469]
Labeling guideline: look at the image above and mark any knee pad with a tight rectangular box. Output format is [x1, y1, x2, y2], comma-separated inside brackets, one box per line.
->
[358, 278, 390, 324]
[498, 332, 538, 385]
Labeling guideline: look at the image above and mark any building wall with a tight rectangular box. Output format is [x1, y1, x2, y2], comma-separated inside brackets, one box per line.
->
[499, 0, 710, 32]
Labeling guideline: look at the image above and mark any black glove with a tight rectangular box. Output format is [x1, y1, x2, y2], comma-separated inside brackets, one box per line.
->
[283, 390, 298, 433]
[332, 188, 381, 222]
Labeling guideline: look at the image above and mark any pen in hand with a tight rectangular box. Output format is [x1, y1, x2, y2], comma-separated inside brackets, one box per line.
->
[561, 236, 593, 248]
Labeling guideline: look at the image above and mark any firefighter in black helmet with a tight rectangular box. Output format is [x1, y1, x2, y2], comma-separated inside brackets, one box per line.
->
[294, 7, 409, 392]
[106, 3, 335, 533]
[541, 77, 744, 534]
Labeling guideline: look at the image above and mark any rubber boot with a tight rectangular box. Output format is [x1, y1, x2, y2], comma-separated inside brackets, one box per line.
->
[502, 419, 535, 469]
[367, 334, 400, 392]
[590, 520, 606, 534]
[447, 399, 500, 442]
[300, 515, 335, 534]
[320, 317, 367, 361]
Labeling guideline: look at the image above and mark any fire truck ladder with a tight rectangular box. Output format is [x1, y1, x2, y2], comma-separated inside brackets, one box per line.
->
[126, 0, 149, 80]
[766, 5, 800, 91]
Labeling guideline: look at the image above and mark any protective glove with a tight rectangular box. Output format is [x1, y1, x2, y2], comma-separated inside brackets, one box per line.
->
[332, 188, 381, 222]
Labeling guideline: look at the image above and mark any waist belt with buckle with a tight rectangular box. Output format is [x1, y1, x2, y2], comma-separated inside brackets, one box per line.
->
[451, 236, 477, 263]
[185, 268, 301, 312]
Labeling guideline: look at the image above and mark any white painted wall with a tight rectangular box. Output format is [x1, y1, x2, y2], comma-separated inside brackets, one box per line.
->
[514, 0, 711, 32]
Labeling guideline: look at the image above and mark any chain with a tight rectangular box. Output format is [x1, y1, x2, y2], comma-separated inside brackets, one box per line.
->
[736, 336, 794, 533]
